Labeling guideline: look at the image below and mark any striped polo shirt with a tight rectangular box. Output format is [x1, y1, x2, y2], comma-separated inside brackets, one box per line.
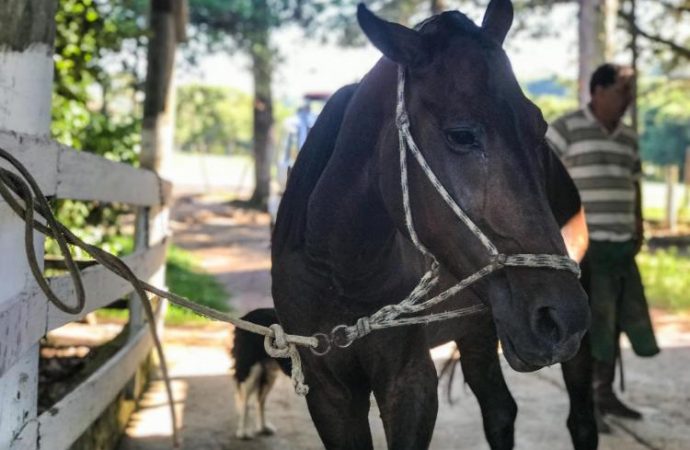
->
[546, 106, 641, 242]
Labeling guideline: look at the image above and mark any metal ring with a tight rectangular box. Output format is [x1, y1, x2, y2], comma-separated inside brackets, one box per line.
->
[330, 325, 355, 349]
[310, 333, 331, 356]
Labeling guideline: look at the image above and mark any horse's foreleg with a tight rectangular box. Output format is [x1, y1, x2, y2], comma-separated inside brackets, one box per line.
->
[561, 333, 598, 450]
[303, 358, 374, 450]
[369, 330, 439, 450]
[457, 323, 516, 450]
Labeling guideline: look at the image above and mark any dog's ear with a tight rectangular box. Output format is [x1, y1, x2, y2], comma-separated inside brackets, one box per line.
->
[357, 3, 429, 67]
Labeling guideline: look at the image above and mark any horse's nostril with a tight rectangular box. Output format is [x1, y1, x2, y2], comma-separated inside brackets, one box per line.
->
[535, 307, 563, 344]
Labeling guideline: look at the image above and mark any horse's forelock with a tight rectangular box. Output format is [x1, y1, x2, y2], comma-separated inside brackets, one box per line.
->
[415, 11, 486, 43]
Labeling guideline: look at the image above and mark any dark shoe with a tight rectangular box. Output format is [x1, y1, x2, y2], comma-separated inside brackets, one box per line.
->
[597, 393, 642, 420]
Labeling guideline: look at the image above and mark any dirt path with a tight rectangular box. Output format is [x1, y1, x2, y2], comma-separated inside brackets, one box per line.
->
[119, 196, 690, 450]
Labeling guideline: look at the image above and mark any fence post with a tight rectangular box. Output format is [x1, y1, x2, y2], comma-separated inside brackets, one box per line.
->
[0, 1, 57, 447]
[129, 0, 180, 335]
[665, 165, 679, 232]
[126, 0, 185, 400]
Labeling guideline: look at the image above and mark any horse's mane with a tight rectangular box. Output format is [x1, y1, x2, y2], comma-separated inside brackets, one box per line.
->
[271, 83, 359, 256]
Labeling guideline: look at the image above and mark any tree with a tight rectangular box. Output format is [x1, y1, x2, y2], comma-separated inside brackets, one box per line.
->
[51, 0, 149, 256]
[185, 0, 446, 208]
[639, 79, 690, 176]
[175, 85, 253, 154]
[186, 0, 335, 208]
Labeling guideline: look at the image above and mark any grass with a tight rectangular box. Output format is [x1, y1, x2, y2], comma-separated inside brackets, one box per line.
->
[96, 245, 230, 325]
[643, 206, 690, 223]
[637, 247, 690, 312]
[164, 245, 230, 324]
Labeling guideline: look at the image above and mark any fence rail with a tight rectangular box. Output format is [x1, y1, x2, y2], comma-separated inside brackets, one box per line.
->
[0, 130, 171, 449]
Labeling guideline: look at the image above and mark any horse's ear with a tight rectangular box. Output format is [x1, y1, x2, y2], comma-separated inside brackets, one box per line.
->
[481, 0, 514, 45]
[357, 3, 429, 67]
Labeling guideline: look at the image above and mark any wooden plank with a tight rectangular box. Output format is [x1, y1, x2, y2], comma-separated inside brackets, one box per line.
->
[0, 131, 59, 201]
[0, 240, 167, 379]
[56, 146, 162, 206]
[0, 343, 39, 450]
[149, 205, 170, 248]
[12, 302, 166, 450]
[0, 286, 47, 378]
[0, 131, 171, 207]
[46, 240, 168, 331]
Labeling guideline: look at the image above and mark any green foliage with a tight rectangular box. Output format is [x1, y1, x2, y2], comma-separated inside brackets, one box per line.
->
[637, 248, 690, 311]
[51, 0, 148, 255]
[175, 85, 253, 154]
[96, 245, 231, 325]
[639, 79, 690, 173]
[531, 94, 578, 123]
[165, 245, 230, 324]
[45, 204, 134, 259]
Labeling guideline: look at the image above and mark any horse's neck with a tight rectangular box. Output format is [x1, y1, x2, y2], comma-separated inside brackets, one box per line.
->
[305, 60, 421, 296]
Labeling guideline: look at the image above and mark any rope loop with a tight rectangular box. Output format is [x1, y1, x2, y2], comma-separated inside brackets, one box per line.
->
[264, 324, 291, 358]
[331, 324, 357, 348]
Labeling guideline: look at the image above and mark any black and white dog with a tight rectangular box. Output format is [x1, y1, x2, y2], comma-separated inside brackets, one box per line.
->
[231, 308, 291, 440]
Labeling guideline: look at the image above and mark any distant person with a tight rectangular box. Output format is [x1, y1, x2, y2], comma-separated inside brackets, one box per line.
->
[546, 63, 660, 422]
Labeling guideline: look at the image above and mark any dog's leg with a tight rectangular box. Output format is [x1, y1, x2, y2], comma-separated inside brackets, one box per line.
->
[255, 361, 280, 435]
[235, 363, 262, 440]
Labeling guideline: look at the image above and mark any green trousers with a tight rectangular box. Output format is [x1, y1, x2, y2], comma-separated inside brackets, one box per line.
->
[582, 240, 660, 363]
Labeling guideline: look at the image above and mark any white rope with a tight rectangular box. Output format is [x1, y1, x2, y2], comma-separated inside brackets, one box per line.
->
[322, 66, 580, 349]
[264, 324, 309, 395]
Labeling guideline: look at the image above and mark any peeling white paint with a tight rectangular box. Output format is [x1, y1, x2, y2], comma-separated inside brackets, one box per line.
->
[0, 43, 52, 448]
[0, 44, 53, 136]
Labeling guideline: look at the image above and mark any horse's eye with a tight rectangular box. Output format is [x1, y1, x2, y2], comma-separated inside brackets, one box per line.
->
[445, 128, 481, 152]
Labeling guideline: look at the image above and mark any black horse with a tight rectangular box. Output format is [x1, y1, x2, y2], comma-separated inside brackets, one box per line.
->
[272, 1, 591, 448]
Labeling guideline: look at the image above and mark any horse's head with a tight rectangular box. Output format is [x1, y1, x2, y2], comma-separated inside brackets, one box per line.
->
[358, 0, 589, 371]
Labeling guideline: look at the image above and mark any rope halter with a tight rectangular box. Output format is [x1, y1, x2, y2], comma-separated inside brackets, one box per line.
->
[317, 65, 580, 351]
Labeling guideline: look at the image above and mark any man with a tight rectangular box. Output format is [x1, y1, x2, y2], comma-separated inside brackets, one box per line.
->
[546, 63, 660, 421]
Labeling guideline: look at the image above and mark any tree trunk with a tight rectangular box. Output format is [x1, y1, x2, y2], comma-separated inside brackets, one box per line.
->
[629, 0, 639, 133]
[578, 0, 619, 106]
[141, 0, 177, 174]
[249, 27, 274, 210]
[0, 0, 56, 446]
[578, 0, 605, 106]
[430, 0, 446, 14]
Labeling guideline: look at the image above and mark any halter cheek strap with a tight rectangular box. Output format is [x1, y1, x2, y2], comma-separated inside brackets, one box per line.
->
[318, 65, 580, 352]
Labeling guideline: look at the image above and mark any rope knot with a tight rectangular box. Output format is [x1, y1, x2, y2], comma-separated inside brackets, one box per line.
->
[396, 110, 409, 128]
[355, 317, 371, 337]
[264, 324, 290, 358]
[493, 253, 507, 267]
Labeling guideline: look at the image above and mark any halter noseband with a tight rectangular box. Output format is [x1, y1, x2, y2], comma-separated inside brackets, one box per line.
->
[314, 65, 580, 354]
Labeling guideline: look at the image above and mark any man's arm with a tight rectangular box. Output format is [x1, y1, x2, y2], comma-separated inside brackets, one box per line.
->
[562, 207, 588, 262]
[542, 141, 589, 262]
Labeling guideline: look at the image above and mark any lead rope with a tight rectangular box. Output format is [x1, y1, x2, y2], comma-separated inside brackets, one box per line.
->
[0, 64, 580, 418]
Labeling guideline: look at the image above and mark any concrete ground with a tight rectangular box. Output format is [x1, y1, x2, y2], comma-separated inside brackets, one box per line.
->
[118, 196, 690, 450]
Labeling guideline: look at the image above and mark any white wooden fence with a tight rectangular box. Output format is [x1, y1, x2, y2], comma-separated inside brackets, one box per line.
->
[0, 130, 171, 449]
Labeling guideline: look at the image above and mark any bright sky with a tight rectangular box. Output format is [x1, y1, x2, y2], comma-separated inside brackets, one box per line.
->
[178, 3, 583, 104]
